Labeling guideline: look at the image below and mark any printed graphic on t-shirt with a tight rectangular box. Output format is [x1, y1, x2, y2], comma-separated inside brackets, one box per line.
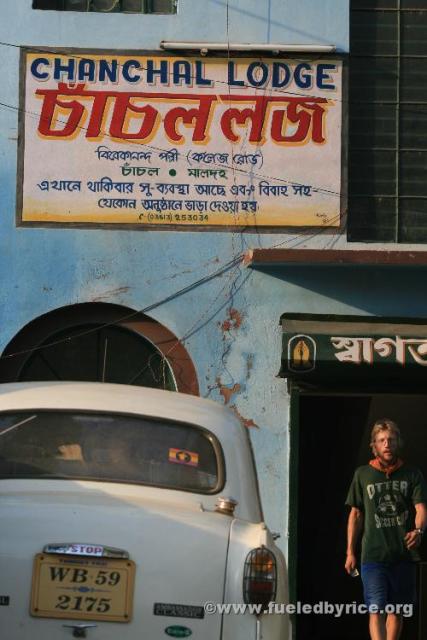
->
[367, 480, 409, 529]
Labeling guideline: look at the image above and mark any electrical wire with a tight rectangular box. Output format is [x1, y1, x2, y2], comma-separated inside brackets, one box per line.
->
[0, 29, 348, 367]
[0, 253, 242, 362]
[0, 6, 421, 393]
[0, 212, 346, 365]
[0, 100, 342, 200]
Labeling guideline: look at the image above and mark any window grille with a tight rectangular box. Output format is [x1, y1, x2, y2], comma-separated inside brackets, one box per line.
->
[348, 0, 427, 243]
[33, 0, 176, 13]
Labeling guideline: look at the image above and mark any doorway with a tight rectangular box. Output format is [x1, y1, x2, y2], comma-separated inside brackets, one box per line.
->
[294, 393, 427, 640]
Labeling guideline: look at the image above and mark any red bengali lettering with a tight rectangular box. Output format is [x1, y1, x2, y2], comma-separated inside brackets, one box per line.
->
[163, 95, 217, 143]
[270, 98, 328, 144]
[219, 95, 269, 143]
[36, 83, 111, 138]
[109, 95, 159, 140]
[34, 85, 330, 145]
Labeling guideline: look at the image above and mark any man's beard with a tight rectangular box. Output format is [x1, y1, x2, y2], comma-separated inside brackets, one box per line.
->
[377, 452, 397, 466]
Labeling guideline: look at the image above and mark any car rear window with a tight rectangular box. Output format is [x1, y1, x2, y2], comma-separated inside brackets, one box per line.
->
[0, 411, 221, 493]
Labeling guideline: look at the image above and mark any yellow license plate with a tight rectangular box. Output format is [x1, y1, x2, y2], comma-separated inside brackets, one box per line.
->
[31, 554, 135, 622]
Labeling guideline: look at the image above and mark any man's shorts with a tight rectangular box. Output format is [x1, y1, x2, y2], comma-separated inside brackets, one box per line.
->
[361, 562, 417, 609]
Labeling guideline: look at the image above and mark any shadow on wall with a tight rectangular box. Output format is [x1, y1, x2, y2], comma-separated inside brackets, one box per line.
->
[206, 0, 341, 42]
[253, 265, 427, 318]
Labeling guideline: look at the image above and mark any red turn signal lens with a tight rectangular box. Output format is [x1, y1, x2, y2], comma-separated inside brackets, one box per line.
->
[243, 547, 277, 610]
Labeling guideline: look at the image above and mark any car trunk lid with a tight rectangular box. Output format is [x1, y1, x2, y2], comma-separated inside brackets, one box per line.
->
[0, 480, 232, 639]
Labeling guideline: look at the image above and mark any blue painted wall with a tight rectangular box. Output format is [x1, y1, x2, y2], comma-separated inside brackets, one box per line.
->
[0, 0, 354, 552]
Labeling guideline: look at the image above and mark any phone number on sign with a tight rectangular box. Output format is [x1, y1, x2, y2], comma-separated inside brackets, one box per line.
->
[141, 214, 210, 223]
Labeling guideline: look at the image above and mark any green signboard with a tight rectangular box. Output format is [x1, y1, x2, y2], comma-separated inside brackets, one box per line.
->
[280, 314, 427, 390]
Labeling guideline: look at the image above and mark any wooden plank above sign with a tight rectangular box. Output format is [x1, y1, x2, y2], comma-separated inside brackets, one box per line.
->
[245, 249, 427, 267]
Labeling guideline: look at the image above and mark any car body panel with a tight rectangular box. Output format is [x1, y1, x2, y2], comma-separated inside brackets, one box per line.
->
[0, 480, 231, 639]
[0, 382, 288, 639]
[0, 382, 261, 522]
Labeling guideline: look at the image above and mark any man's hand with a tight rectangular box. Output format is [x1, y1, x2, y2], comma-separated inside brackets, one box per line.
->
[56, 443, 84, 461]
[345, 507, 363, 575]
[404, 530, 422, 550]
[345, 552, 358, 575]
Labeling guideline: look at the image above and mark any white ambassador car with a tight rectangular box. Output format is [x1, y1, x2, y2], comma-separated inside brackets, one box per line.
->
[0, 382, 288, 640]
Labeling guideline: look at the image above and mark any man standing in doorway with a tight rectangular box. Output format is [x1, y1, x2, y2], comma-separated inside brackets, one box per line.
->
[345, 418, 427, 640]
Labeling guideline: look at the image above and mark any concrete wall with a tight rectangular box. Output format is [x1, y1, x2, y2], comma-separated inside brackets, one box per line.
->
[0, 0, 353, 553]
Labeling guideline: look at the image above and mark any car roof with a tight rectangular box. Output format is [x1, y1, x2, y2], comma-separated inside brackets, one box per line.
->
[0, 382, 262, 522]
[0, 381, 234, 431]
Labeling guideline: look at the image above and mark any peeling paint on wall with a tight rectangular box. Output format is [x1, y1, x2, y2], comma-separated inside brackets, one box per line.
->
[91, 287, 131, 302]
[245, 353, 254, 378]
[229, 404, 258, 429]
[217, 379, 241, 405]
[215, 377, 258, 428]
[220, 308, 244, 333]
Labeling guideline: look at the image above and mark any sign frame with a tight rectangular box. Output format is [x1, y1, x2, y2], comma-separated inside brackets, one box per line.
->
[17, 47, 345, 232]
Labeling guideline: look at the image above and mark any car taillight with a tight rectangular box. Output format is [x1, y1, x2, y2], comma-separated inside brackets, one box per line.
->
[243, 547, 277, 609]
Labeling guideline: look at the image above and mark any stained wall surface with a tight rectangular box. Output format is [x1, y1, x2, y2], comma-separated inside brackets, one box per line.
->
[0, 0, 358, 553]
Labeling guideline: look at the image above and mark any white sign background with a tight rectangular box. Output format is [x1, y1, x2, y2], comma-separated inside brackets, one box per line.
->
[20, 52, 342, 228]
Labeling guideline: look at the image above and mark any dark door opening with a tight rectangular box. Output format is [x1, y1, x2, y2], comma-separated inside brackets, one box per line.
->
[295, 393, 427, 640]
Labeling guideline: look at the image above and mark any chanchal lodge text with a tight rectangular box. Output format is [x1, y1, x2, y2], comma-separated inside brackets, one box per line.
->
[29, 56, 338, 91]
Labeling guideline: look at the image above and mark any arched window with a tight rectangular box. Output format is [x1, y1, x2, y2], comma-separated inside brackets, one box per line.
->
[0, 303, 198, 395]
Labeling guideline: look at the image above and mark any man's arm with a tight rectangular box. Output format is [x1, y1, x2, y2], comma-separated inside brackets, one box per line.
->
[405, 502, 427, 550]
[345, 506, 364, 574]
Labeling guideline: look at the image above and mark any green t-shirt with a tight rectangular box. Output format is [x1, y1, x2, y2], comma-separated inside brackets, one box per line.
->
[346, 464, 427, 563]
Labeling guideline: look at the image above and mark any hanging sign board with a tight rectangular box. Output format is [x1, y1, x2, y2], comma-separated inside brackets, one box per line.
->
[18, 50, 342, 229]
[280, 315, 427, 388]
